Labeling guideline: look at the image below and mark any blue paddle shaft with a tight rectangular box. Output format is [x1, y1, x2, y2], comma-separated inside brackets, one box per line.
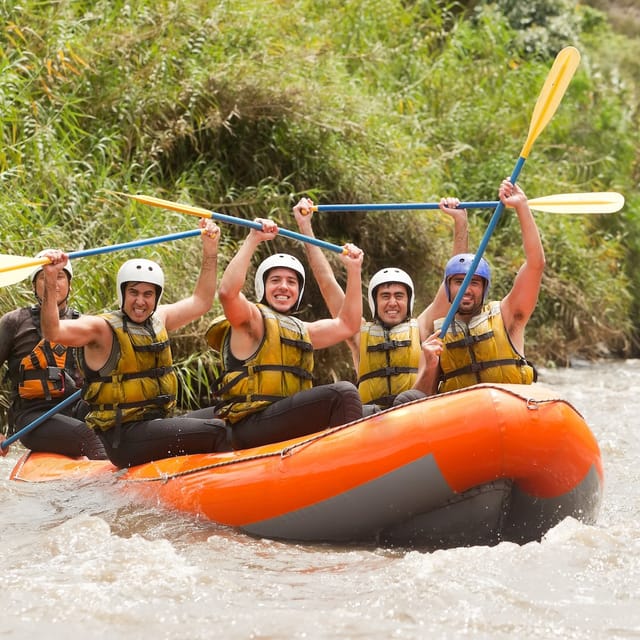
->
[1, 231, 207, 449]
[66, 229, 203, 261]
[205, 210, 344, 253]
[316, 201, 501, 212]
[439, 157, 526, 336]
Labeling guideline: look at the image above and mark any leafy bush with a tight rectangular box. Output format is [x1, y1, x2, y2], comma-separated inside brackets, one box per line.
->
[1, 0, 638, 428]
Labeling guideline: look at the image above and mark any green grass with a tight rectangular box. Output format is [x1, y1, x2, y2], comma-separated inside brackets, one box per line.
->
[1, 0, 639, 428]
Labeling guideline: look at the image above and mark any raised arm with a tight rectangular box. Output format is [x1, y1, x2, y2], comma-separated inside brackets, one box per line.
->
[293, 198, 360, 365]
[216, 219, 279, 358]
[306, 243, 364, 350]
[498, 179, 545, 353]
[39, 251, 113, 367]
[293, 198, 346, 317]
[417, 198, 469, 340]
[449, 201, 469, 256]
[159, 219, 221, 331]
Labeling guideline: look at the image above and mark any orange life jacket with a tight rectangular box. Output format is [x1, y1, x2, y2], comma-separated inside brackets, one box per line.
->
[17, 306, 81, 401]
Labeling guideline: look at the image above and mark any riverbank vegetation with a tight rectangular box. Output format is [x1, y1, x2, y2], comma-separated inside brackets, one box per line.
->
[1, 0, 639, 412]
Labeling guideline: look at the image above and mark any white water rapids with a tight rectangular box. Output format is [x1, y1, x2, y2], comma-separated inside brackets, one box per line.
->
[1, 361, 639, 639]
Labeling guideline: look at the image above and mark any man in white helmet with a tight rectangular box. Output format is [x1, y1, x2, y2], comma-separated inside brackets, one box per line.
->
[0, 251, 106, 459]
[293, 196, 468, 411]
[206, 217, 365, 449]
[38, 219, 229, 468]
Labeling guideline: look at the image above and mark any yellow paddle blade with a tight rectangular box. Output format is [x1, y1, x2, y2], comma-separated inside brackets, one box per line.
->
[521, 46, 581, 159]
[0, 255, 49, 287]
[528, 191, 625, 214]
[120, 193, 213, 219]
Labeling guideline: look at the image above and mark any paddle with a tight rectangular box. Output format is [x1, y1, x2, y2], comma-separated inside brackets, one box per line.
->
[310, 191, 624, 214]
[0, 389, 82, 453]
[116, 193, 346, 254]
[0, 228, 202, 288]
[439, 45, 581, 335]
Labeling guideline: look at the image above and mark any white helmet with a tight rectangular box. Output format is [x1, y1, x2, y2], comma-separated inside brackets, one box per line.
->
[367, 267, 414, 318]
[116, 259, 165, 310]
[254, 253, 306, 311]
[30, 250, 73, 284]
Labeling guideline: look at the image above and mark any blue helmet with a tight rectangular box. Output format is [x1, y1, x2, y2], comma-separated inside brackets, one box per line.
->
[444, 253, 491, 303]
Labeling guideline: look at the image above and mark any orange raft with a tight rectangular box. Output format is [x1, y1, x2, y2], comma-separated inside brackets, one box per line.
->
[10, 383, 603, 548]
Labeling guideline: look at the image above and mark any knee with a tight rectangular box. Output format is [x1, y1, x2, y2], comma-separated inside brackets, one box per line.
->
[207, 420, 233, 452]
[363, 403, 381, 417]
[393, 390, 428, 406]
[328, 381, 362, 423]
[331, 380, 359, 397]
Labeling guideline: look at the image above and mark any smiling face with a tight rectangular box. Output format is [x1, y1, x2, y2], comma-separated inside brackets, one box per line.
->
[374, 283, 410, 327]
[122, 281, 158, 323]
[263, 267, 300, 314]
[447, 274, 486, 317]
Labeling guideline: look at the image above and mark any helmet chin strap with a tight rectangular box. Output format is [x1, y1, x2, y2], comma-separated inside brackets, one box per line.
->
[373, 302, 410, 324]
[119, 282, 162, 314]
[33, 285, 71, 309]
[122, 311, 155, 326]
[446, 277, 488, 306]
[263, 295, 298, 316]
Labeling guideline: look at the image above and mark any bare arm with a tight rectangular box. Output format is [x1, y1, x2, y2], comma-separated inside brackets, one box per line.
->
[306, 243, 364, 350]
[449, 201, 469, 256]
[158, 219, 221, 332]
[498, 179, 545, 353]
[293, 198, 360, 365]
[293, 198, 346, 317]
[217, 219, 278, 359]
[417, 198, 469, 340]
[411, 332, 442, 396]
[39, 251, 114, 369]
[0, 312, 16, 367]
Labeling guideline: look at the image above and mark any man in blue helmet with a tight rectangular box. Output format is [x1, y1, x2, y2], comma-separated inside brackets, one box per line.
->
[293, 197, 468, 411]
[206, 217, 365, 450]
[406, 178, 544, 397]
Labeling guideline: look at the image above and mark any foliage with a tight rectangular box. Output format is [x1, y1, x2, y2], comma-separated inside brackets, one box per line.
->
[1, 0, 639, 427]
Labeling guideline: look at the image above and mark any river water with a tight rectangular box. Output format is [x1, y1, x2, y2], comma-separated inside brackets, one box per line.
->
[1, 361, 639, 640]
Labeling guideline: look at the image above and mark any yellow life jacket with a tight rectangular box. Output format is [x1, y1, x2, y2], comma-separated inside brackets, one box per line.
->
[357, 319, 420, 407]
[434, 301, 536, 393]
[80, 311, 177, 431]
[17, 306, 81, 401]
[205, 304, 314, 424]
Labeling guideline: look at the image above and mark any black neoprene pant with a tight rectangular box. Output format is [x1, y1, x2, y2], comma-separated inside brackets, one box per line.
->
[14, 406, 107, 460]
[230, 381, 363, 450]
[392, 389, 429, 406]
[96, 416, 230, 468]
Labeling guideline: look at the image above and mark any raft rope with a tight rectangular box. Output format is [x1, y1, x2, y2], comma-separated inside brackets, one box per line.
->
[119, 384, 582, 483]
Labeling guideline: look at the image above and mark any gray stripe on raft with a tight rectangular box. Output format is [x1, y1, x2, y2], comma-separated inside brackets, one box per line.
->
[241, 454, 456, 543]
[241, 455, 602, 546]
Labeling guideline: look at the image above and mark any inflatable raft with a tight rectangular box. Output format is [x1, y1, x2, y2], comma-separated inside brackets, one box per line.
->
[9, 383, 603, 548]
